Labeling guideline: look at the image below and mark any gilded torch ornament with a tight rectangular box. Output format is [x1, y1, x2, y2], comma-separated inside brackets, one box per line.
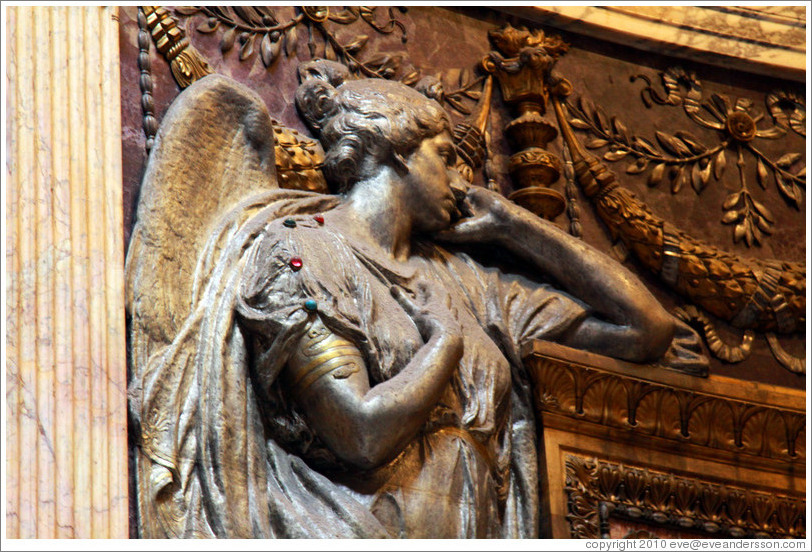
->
[482, 24, 569, 220]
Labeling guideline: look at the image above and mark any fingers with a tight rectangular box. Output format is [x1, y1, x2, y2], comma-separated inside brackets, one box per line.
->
[434, 217, 488, 243]
[465, 185, 498, 209]
[415, 281, 430, 303]
[391, 282, 432, 313]
[391, 283, 462, 344]
[390, 285, 419, 317]
[391, 283, 436, 341]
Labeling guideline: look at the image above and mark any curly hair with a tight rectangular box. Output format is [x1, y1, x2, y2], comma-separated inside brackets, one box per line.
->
[296, 64, 450, 193]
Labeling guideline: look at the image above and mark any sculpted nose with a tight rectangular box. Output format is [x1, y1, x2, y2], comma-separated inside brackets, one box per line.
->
[448, 169, 471, 220]
[449, 169, 469, 202]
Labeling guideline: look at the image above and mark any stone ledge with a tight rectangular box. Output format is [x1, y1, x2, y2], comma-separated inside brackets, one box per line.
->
[523, 340, 805, 464]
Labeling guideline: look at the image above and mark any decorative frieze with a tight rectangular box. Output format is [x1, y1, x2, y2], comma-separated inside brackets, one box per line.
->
[526, 343, 805, 463]
[565, 454, 805, 539]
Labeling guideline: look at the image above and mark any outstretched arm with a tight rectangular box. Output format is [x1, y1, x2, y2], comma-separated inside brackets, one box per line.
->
[285, 284, 462, 470]
[438, 186, 675, 363]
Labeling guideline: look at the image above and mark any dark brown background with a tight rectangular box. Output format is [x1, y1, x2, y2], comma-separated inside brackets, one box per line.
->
[119, 6, 806, 390]
[119, 5, 806, 540]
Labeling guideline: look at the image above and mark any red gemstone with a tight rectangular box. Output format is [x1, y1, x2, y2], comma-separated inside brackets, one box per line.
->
[314, 214, 325, 225]
[289, 257, 303, 271]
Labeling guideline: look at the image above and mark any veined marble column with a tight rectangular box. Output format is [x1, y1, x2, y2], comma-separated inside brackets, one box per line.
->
[6, 6, 128, 538]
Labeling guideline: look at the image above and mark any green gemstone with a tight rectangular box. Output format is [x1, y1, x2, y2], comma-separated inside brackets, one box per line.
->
[283, 218, 297, 228]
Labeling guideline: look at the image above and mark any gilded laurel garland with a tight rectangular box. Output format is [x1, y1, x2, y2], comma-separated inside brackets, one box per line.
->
[139, 12, 806, 377]
[552, 75, 805, 373]
[475, 25, 806, 375]
[566, 67, 806, 247]
[124, 9, 806, 540]
[565, 455, 805, 539]
[673, 305, 754, 363]
[140, 6, 330, 193]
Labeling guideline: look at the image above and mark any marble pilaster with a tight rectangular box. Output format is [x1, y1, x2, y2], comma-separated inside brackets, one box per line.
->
[5, 6, 128, 538]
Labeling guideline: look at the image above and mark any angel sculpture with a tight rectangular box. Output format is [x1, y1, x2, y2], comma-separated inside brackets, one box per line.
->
[127, 60, 706, 538]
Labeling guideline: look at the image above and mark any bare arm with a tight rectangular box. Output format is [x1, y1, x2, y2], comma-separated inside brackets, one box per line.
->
[437, 186, 675, 363]
[284, 284, 462, 470]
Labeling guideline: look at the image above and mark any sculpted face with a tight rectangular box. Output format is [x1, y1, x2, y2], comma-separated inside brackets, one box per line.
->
[402, 131, 467, 233]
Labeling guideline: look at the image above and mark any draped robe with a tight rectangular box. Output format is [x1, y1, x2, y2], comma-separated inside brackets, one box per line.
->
[132, 190, 589, 538]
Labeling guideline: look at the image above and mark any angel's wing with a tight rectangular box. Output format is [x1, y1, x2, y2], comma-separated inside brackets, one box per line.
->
[125, 73, 366, 537]
[126, 74, 285, 374]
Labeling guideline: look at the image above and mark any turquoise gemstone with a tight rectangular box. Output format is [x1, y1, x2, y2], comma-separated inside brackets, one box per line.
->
[304, 299, 318, 312]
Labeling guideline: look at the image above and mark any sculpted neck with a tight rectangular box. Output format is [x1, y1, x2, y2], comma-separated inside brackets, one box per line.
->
[336, 168, 414, 262]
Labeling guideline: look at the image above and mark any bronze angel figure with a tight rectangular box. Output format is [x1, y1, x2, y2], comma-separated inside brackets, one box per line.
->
[126, 60, 706, 538]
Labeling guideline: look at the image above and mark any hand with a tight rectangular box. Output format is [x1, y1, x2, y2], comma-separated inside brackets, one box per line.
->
[660, 318, 710, 376]
[434, 185, 515, 245]
[390, 281, 462, 351]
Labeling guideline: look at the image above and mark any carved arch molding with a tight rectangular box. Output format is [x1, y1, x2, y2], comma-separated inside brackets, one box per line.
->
[119, 6, 805, 538]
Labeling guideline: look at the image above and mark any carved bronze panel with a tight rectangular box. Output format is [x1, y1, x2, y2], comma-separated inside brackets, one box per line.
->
[119, 6, 805, 539]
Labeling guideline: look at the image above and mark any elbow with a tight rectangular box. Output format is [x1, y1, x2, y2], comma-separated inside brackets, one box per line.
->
[346, 451, 388, 472]
[629, 310, 675, 363]
[328, 411, 402, 471]
[340, 433, 395, 471]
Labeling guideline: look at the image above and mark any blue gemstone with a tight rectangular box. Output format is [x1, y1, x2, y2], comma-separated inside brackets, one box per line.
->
[304, 299, 318, 312]
[283, 218, 297, 228]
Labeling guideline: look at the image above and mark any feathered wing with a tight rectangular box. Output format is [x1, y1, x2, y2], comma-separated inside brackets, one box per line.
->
[126, 73, 279, 371]
[125, 73, 281, 537]
[125, 74, 388, 538]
